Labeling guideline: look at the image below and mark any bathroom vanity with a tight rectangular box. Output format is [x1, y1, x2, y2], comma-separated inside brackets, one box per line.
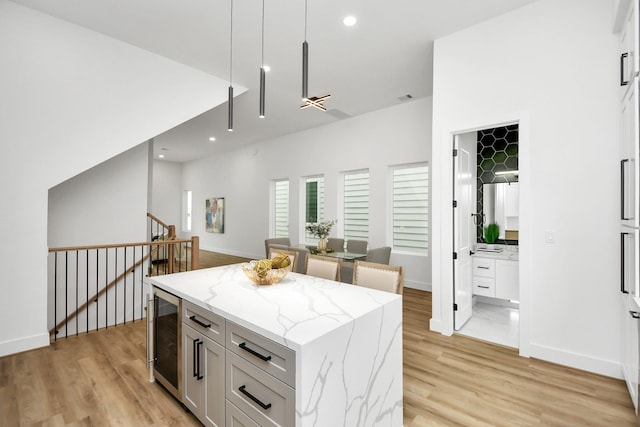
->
[146, 264, 403, 427]
[472, 248, 519, 301]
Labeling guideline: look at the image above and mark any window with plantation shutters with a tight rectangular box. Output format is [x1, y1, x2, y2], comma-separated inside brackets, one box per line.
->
[343, 171, 369, 241]
[273, 180, 289, 238]
[304, 176, 324, 242]
[392, 164, 428, 254]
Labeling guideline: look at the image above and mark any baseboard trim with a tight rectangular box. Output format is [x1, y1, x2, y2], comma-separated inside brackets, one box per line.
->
[0, 332, 49, 357]
[529, 342, 623, 379]
[405, 280, 431, 291]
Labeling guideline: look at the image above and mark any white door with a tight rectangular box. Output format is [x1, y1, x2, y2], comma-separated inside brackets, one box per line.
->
[454, 133, 477, 330]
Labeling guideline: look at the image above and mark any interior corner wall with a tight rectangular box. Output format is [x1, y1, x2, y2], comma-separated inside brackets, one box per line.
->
[151, 160, 183, 228]
[48, 143, 149, 248]
[0, 0, 231, 357]
[181, 98, 432, 290]
[431, 0, 621, 377]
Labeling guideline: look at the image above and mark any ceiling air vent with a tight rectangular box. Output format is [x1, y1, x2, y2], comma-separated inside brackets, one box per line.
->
[398, 94, 414, 101]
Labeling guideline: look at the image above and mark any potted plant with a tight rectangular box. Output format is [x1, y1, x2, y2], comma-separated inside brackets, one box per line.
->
[484, 223, 500, 244]
[305, 220, 337, 252]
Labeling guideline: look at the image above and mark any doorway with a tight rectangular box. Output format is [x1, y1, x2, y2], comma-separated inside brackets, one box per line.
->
[453, 124, 520, 349]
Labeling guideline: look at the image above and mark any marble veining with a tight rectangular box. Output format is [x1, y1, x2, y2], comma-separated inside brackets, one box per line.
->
[147, 264, 403, 426]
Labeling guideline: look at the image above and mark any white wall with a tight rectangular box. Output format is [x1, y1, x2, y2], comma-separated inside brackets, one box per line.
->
[431, 0, 621, 377]
[48, 143, 149, 247]
[151, 159, 183, 228]
[0, 1, 232, 356]
[182, 98, 432, 289]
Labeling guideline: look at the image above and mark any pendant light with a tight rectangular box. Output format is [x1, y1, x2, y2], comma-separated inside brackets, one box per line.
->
[228, 0, 234, 132]
[300, 0, 330, 111]
[302, 0, 308, 101]
[259, 0, 266, 118]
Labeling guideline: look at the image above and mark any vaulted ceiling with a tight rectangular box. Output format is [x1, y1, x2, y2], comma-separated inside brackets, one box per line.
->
[11, 0, 538, 161]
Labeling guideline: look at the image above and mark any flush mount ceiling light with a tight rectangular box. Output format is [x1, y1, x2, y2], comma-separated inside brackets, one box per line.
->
[300, 94, 331, 111]
[227, 0, 234, 131]
[300, 0, 330, 111]
[158, 154, 165, 159]
[259, 0, 266, 118]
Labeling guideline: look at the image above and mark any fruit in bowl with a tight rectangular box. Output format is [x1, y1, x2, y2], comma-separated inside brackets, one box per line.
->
[241, 255, 291, 285]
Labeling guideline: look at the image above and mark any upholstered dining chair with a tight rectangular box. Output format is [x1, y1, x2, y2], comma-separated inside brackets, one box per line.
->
[268, 248, 298, 273]
[327, 238, 345, 252]
[264, 237, 291, 257]
[352, 261, 404, 294]
[346, 239, 368, 254]
[305, 255, 342, 281]
[365, 246, 392, 264]
[287, 246, 310, 274]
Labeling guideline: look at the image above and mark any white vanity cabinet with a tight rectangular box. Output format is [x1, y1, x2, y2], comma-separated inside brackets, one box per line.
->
[182, 301, 226, 427]
[496, 260, 519, 301]
[472, 255, 519, 301]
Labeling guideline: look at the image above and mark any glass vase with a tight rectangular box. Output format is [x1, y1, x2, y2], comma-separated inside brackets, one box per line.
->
[317, 237, 328, 253]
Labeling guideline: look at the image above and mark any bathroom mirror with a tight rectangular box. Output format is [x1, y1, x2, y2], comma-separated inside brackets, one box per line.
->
[483, 182, 519, 240]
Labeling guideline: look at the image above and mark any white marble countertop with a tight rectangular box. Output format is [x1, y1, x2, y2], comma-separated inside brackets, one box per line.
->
[146, 263, 401, 351]
[472, 247, 519, 261]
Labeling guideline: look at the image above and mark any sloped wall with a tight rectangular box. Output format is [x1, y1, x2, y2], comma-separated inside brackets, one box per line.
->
[0, 0, 230, 356]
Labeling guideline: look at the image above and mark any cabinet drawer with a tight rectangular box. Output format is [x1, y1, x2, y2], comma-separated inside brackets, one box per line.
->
[472, 257, 496, 278]
[473, 277, 495, 297]
[226, 321, 295, 388]
[226, 400, 261, 427]
[183, 300, 225, 346]
[226, 351, 295, 427]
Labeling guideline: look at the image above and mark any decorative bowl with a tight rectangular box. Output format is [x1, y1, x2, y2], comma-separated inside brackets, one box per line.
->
[241, 262, 290, 285]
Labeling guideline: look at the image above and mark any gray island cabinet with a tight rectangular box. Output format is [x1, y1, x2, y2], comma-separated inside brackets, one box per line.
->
[147, 263, 403, 427]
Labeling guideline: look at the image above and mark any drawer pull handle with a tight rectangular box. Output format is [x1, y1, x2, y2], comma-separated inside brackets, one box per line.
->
[478, 285, 490, 289]
[196, 340, 203, 380]
[239, 342, 272, 361]
[631, 311, 640, 319]
[239, 385, 272, 410]
[189, 315, 211, 329]
[477, 266, 490, 269]
[193, 338, 199, 378]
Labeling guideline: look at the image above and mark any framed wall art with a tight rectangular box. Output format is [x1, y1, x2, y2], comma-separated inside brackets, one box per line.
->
[205, 197, 224, 233]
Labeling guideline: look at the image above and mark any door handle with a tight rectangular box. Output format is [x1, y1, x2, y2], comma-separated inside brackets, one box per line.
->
[193, 338, 200, 378]
[621, 52, 630, 86]
[196, 340, 203, 380]
[621, 232, 630, 294]
[621, 159, 631, 220]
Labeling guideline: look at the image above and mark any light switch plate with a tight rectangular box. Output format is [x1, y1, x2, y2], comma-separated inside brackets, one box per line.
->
[545, 230, 555, 243]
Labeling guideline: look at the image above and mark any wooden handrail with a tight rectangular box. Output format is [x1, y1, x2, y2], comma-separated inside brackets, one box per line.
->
[49, 236, 200, 337]
[49, 248, 152, 336]
[147, 212, 171, 229]
[49, 238, 192, 253]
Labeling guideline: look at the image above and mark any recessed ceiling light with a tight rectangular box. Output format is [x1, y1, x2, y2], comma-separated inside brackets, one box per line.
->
[209, 136, 216, 142]
[343, 16, 357, 26]
[158, 154, 165, 158]
[263, 65, 271, 72]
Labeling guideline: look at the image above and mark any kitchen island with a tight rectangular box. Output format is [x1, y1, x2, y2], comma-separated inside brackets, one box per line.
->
[146, 263, 402, 427]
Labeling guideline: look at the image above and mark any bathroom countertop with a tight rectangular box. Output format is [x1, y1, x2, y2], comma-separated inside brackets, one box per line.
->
[472, 247, 519, 261]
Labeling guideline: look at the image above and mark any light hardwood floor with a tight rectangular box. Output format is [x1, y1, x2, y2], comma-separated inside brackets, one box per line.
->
[1, 252, 635, 426]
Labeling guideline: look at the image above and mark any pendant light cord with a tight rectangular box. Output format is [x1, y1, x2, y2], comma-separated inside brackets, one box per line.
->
[261, 0, 265, 66]
[304, 0, 308, 42]
[229, 0, 233, 85]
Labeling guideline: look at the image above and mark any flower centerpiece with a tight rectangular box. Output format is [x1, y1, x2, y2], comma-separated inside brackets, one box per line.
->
[305, 220, 337, 253]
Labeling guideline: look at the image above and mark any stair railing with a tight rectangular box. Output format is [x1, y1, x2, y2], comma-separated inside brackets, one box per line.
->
[48, 235, 199, 341]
